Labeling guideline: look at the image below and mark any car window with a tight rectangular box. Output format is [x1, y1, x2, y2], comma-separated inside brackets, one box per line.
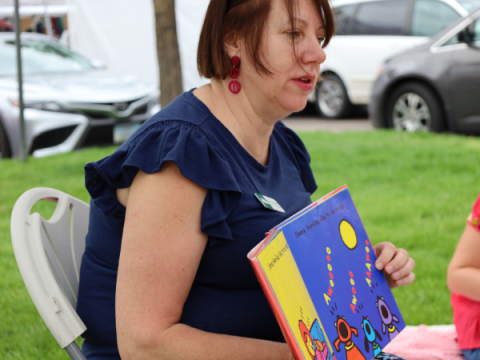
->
[442, 18, 480, 46]
[350, 0, 410, 35]
[443, 34, 460, 46]
[335, 4, 357, 35]
[456, 0, 480, 12]
[412, 0, 461, 37]
[474, 19, 480, 43]
[0, 39, 94, 76]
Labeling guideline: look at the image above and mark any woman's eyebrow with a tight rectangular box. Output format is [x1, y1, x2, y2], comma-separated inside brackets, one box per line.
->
[282, 17, 325, 30]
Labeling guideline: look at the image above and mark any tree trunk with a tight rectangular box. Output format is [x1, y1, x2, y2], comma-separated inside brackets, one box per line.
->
[153, 0, 183, 108]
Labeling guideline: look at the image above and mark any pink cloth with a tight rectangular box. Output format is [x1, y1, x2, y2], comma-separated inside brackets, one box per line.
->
[383, 325, 463, 360]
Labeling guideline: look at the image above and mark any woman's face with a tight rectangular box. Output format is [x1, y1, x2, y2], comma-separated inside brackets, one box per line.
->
[239, 0, 327, 118]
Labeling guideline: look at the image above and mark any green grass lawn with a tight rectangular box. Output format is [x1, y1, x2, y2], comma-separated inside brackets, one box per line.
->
[1, 130, 479, 359]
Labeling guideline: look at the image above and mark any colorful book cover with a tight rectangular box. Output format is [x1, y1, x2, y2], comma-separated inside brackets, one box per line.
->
[248, 185, 406, 360]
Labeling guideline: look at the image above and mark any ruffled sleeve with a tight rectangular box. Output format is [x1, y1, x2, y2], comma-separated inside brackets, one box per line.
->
[277, 122, 317, 194]
[467, 193, 480, 232]
[85, 120, 242, 243]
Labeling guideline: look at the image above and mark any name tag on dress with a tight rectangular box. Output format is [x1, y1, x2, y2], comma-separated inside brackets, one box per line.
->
[254, 193, 285, 213]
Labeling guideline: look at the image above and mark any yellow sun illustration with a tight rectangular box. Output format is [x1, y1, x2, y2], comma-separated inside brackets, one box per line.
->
[339, 219, 357, 250]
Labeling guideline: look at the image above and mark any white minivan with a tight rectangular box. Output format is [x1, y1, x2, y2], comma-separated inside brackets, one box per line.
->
[310, 0, 477, 118]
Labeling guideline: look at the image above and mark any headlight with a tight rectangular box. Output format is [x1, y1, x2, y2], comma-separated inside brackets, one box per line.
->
[376, 65, 385, 77]
[26, 102, 65, 111]
[8, 99, 65, 112]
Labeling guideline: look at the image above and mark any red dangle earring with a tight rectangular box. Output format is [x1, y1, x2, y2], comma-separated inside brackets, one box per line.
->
[228, 56, 241, 94]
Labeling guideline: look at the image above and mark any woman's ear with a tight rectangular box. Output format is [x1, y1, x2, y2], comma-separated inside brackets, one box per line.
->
[224, 32, 242, 59]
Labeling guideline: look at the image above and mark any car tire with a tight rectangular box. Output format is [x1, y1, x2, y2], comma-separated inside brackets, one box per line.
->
[386, 82, 444, 132]
[0, 118, 12, 159]
[314, 73, 352, 119]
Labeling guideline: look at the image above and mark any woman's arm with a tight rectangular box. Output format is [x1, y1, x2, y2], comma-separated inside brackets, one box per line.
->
[116, 162, 292, 360]
[447, 224, 480, 302]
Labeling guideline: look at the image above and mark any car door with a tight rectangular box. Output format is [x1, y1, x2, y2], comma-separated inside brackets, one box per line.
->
[324, 0, 420, 105]
[450, 16, 480, 132]
[322, 0, 463, 105]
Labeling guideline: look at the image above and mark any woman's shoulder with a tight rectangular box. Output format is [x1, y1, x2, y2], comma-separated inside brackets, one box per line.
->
[84, 90, 241, 224]
[141, 89, 213, 132]
[112, 89, 224, 164]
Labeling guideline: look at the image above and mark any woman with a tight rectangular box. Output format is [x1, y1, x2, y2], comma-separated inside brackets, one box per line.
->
[448, 194, 480, 360]
[77, 0, 416, 359]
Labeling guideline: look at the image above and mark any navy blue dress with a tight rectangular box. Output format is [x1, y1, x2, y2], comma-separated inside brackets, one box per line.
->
[76, 89, 317, 359]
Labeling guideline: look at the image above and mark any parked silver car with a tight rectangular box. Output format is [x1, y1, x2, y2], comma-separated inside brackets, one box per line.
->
[0, 33, 160, 158]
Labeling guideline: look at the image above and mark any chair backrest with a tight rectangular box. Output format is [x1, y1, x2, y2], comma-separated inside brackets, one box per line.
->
[11, 187, 89, 354]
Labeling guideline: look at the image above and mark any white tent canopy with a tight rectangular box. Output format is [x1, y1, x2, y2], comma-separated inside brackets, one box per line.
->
[2, 0, 210, 91]
[0, 0, 67, 16]
[68, 0, 211, 91]
[0, 0, 66, 4]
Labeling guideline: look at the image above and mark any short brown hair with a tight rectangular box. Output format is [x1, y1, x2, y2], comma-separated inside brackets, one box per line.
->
[197, 0, 335, 79]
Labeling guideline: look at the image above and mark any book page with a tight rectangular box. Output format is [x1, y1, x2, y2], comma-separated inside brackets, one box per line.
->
[281, 187, 405, 360]
[258, 232, 335, 360]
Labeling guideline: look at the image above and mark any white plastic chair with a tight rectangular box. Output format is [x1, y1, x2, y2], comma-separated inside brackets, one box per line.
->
[11, 187, 89, 360]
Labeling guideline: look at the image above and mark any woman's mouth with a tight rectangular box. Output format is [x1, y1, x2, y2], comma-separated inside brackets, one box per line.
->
[292, 76, 315, 91]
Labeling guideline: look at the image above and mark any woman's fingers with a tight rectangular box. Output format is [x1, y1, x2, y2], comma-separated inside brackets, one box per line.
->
[374, 242, 416, 288]
[374, 242, 396, 270]
[390, 257, 416, 280]
[384, 248, 411, 276]
[395, 271, 416, 287]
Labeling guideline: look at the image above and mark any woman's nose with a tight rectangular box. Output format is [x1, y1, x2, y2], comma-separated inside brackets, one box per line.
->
[301, 34, 327, 66]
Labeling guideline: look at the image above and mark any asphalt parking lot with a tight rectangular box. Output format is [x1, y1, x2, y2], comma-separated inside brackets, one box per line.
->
[283, 117, 373, 132]
[283, 104, 373, 132]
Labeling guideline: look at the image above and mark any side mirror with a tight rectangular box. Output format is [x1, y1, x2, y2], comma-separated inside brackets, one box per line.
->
[457, 28, 472, 45]
[467, 20, 480, 49]
[90, 59, 107, 70]
[457, 19, 480, 49]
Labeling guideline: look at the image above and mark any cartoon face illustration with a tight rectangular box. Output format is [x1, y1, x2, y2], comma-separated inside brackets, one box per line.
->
[314, 338, 325, 351]
[313, 339, 329, 360]
[300, 320, 317, 359]
[376, 297, 394, 325]
[299, 319, 332, 360]
[362, 316, 384, 345]
[310, 320, 327, 347]
[376, 296, 400, 341]
[361, 316, 382, 356]
[335, 316, 354, 344]
[333, 315, 366, 360]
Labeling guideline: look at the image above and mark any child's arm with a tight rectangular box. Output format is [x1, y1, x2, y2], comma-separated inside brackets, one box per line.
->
[447, 224, 480, 302]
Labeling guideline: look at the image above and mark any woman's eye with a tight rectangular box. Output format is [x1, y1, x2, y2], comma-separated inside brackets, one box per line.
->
[318, 37, 326, 46]
[288, 31, 300, 37]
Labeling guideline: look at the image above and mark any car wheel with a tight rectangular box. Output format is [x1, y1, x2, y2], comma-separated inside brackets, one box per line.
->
[315, 73, 352, 119]
[386, 83, 444, 132]
[0, 119, 12, 159]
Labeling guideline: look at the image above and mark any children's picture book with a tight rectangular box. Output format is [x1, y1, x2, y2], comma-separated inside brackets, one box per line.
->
[247, 185, 406, 360]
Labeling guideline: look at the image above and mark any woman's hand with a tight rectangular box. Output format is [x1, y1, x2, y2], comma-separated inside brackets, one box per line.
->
[373, 242, 416, 289]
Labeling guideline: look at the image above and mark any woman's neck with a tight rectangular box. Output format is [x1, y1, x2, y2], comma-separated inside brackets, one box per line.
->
[193, 79, 279, 166]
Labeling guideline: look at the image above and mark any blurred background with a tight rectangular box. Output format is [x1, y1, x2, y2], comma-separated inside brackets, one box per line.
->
[1, 0, 480, 359]
[1, 0, 480, 160]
